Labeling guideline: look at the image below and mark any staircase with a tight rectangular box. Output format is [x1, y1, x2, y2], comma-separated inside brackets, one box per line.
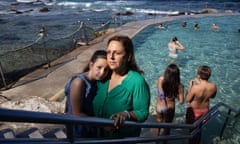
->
[0, 102, 239, 144]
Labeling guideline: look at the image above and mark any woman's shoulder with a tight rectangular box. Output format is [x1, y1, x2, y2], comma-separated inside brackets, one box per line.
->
[179, 83, 184, 88]
[124, 71, 149, 91]
[126, 71, 146, 84]
[168, 42, 171, 47]
[159, 76, 164, 81]
[168, 41, 174, 46]
[128, 70, 144, 78]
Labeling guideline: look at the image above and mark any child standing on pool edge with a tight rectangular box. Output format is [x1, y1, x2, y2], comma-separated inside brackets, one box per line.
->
[185, 65, 217, 144]
[168, 36, 185, 63]
[156, 63, 184, 144]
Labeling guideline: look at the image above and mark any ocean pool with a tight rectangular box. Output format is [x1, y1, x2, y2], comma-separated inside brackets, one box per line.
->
[132, 15, 240, 117]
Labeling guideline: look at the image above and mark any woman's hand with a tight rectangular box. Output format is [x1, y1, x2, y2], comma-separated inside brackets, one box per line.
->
[110, 111, 130, 129]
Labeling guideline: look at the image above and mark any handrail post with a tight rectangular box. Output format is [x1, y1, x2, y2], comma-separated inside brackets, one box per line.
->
[82, 22, 89, 45]
[0, 62, 8, 89]
[66, 124, 74, 143]
[40, 27, 51, 68]
[220, 109, 232, 139]
[114, 16, 116, 29]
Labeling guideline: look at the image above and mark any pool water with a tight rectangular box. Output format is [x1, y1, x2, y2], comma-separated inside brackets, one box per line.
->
[132, 15, 240, 119]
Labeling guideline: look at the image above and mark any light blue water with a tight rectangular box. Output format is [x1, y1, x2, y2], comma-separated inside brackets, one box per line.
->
[132, 15, 240, 119]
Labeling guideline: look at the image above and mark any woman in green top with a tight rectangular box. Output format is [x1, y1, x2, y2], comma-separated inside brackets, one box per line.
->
[93, 35, 150, 138]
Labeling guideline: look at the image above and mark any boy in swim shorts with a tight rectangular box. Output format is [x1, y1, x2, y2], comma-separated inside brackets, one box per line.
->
[185, 65, 217, 144]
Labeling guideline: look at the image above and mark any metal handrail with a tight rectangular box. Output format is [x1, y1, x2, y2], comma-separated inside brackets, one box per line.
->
[0, 102, 239, 143]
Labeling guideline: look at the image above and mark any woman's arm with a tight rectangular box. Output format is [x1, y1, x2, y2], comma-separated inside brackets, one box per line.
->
[157, 76, 164, 93]
[176, 41, 185, 50]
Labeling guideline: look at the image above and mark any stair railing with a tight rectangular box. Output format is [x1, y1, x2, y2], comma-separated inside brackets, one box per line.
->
[0, 102, 239, 143]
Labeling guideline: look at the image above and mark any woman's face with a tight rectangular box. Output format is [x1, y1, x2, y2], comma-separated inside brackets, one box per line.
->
[106, 40, 127, 71]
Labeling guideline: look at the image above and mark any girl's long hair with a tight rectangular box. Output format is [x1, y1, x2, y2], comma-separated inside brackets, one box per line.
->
[162, 64, 180, 98]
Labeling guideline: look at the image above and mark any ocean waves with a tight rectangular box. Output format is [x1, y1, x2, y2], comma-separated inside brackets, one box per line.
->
[1, 0, 239, 16]
[0, 0, 239, 50]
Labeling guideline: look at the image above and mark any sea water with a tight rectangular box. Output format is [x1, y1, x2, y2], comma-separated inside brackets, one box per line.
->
[1, 0, 240, 52]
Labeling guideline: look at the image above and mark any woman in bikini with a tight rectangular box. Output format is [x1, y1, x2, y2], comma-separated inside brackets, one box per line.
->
[168, 36, 184, 60]
[156, 64, 184, 143]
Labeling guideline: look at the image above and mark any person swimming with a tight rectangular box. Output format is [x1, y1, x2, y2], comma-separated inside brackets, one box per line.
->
[182, 22, 187, 28]
[194, 23, 200, 31]
[212, 23, 219, 31]
[39, 27, 45, 37]
[158, 23, 166, 30]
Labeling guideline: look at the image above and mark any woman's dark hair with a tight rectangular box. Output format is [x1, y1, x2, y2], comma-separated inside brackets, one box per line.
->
[162, 64, 180, 98]
[107, 35, 144, 75]
[82, 50, 107, 72]
[197, 65, 211, 80]
[172, 36, 178, 42]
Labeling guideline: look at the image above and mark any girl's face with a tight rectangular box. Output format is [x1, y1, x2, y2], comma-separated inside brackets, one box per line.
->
[106, 40, 127, 71]
[89, 58, 109, 80]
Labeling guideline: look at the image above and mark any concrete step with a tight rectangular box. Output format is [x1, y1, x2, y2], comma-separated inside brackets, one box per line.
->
[43, 127, 67, 139]
[0, 128, 15, 138]
[16, 127, 43, 138]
